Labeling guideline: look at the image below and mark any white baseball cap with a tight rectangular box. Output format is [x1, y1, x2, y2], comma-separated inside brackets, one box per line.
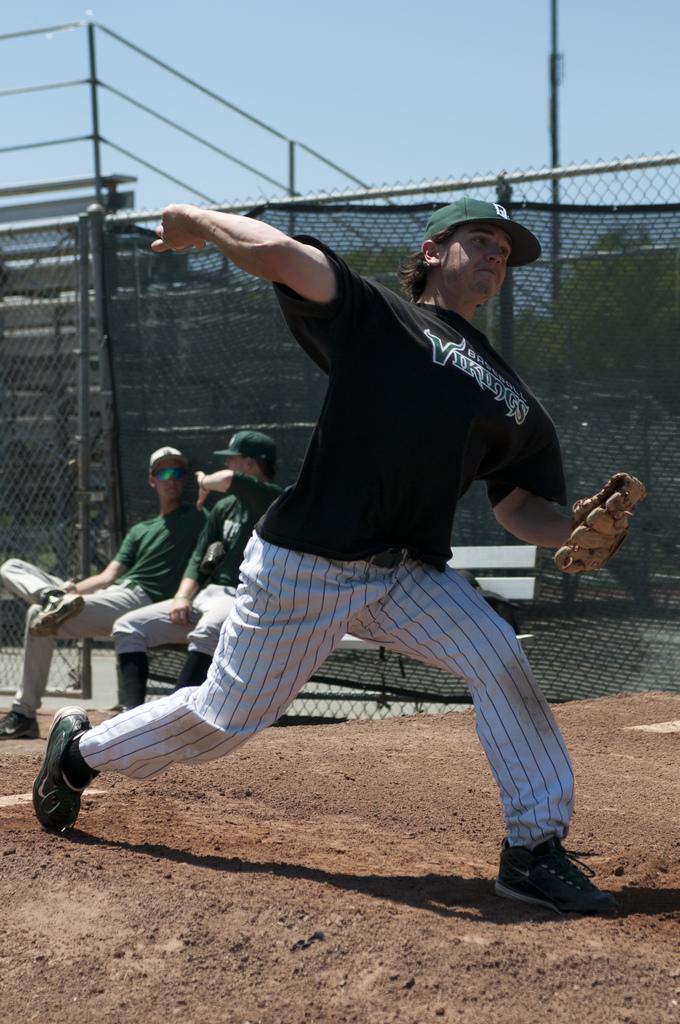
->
[148, 446, 188, 473]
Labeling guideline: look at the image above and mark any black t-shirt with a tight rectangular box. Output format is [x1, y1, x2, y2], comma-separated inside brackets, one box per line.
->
[258, 238, 566, 570]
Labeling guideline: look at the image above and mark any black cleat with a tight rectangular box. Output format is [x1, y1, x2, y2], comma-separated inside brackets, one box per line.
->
[495, 837, 618, 915]
[29, 593, 84, 636]
[32, 706, 91, 833]
[0, 710, 39, 740]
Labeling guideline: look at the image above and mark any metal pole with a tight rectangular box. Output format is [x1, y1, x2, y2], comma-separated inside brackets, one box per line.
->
[77, 213, 92, 699]
[87, 22, 103, 205]
[288, 139, 296, 196]
[550, 0, 560, 180]
[550, 0, 562, 301]
[88, 203, 124, 550]
[497, 179, 514, 363]
[288, 140, 297, 237]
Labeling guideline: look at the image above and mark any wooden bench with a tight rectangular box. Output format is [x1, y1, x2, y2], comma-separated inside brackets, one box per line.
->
[146, 545, 538, 714]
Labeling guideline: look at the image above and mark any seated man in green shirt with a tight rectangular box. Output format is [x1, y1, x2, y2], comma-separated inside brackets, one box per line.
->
[112, 431, 282, 709]
[0, 447, 206, 739]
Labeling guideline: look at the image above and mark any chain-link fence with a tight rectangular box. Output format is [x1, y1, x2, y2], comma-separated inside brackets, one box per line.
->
[0, 212, 115, 701]
[1, 154, 679, 719]
[0, 222, 85, 696]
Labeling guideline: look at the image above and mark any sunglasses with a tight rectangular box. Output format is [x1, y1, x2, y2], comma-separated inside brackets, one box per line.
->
[153, 466, 186, 481]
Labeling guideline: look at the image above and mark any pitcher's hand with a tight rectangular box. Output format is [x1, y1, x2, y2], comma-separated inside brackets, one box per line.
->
[151, 204, 207, 253]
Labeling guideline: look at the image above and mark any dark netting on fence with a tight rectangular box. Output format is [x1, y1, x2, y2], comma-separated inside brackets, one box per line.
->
[103, 201, 680, 705]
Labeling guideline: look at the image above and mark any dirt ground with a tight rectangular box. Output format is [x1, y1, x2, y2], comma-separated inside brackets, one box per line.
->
[0, 692, 678, 1024]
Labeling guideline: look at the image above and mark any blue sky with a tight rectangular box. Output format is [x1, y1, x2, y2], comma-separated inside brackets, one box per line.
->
[1, 1, 678, 211]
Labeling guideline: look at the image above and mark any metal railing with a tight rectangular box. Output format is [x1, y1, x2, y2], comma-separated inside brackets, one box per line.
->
[0, 20, 368, 205]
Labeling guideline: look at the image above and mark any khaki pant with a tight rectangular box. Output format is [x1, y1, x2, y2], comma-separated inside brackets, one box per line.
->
[0, 559, 151, 718]
[112, 583, 236, 658]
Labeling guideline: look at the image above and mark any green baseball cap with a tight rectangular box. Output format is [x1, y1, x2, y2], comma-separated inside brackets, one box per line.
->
[423, 198, 541, 266]
[214, 430, 277, 464]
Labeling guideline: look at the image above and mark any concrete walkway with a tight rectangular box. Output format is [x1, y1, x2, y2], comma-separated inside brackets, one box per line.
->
[0, 651, 120, 715]
[0, 650, 466, 722]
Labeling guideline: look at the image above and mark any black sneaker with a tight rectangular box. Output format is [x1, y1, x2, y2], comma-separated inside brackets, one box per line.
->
[38, 587, 68, 609]
[495, 837, 618, 914]
[32, 706, 91, 833]
[29, 593, 85, 636]
[0, 710, 39, 739]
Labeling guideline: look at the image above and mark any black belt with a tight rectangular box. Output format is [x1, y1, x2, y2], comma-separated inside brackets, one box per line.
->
[366, 548, 405, 569]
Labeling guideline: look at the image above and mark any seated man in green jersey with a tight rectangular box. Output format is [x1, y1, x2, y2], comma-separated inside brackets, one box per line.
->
[0, 447, 206, 739]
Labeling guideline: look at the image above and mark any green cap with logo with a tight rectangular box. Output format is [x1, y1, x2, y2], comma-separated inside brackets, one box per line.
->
[214, 430, 277, 465]
[423, 198, 541, 267]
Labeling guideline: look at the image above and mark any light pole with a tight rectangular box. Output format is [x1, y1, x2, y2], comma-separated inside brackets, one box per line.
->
[550, 0, 563, 299]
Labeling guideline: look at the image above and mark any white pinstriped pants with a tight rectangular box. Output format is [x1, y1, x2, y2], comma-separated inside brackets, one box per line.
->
[80, 534, 574, 846]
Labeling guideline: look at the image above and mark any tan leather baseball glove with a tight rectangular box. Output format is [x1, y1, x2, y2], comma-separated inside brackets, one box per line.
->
[554, 472, 647, 574]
